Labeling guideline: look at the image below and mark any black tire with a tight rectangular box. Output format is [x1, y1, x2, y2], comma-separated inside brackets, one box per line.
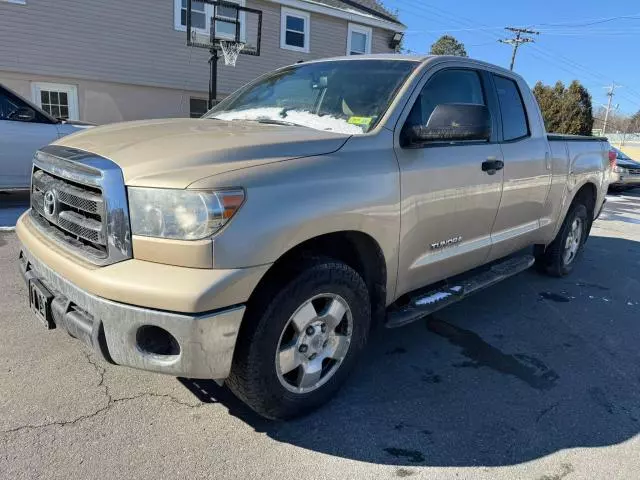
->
[535, 203, 589, 277]
[227, 257, 371, 420]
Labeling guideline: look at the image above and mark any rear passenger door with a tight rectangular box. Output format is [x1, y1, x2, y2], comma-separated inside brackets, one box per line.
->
[394, 67, 504, 297]
[486, 74, 552, 261]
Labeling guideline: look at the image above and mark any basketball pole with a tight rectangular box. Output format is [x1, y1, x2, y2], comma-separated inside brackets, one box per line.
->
[186, 1, 263, 111]
[209, 48, 218, 109]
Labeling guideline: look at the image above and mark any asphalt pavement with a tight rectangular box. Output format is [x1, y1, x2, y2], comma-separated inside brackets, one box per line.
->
[1, 191, 639, 479]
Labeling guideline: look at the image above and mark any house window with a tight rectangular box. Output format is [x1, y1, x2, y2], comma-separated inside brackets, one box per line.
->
[175, 0, 245, 40]
[31, 83, 79, 120]
[179, 0, 206, 31]
[190, 98, 209, 118]
[280, 7, 310, 53]
[347, 24, 372, 55]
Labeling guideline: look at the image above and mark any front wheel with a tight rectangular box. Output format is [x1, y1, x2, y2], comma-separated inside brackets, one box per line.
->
[227, 258, 371, 419]
[536, 203, 589, 277]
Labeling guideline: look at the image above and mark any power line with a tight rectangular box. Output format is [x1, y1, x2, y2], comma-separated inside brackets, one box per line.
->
[531, 12, 640, 28]
[499, 27, 540, 71]
[389, 1, 640, 112]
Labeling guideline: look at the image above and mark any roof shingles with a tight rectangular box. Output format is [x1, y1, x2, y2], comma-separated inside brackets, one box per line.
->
[309, 0, 402, 25]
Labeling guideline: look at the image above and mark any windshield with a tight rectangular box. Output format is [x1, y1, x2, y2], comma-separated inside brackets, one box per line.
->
[206, 60, 418, 134]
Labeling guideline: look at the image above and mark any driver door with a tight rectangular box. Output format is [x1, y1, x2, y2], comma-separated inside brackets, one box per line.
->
[0, 86, 59, 190]
[394, 67, 505, 297]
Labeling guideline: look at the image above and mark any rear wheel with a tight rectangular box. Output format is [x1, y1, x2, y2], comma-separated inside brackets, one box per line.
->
[227, 258, 370, 419]
[536, 203, 589, 277]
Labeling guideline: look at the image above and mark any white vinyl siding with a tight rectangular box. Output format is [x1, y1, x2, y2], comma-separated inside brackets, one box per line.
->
[0, 0, 396, 100]
[280, 7, 310, 53]
[347, 23, 372, 55]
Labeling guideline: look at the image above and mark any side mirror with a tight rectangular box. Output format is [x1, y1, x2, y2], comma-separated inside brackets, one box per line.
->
[8, 106, 36, 122]
[403, 103, 491, 147]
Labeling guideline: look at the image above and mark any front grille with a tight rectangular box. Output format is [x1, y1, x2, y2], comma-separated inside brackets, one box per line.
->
[28, 145, 132, 266]
[32, 169, 108, 257]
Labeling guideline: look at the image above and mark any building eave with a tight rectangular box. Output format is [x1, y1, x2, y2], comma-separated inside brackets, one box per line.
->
[266, 0, 406, 31]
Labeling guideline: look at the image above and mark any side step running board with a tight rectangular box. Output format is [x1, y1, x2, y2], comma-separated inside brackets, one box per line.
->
[385, 254, 535, 329]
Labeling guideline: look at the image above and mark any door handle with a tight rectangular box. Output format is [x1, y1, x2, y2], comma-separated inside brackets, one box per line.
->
[482, 159, 504, 174]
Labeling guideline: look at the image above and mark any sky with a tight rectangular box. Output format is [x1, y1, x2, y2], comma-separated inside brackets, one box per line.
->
[383, 0, 640, 116]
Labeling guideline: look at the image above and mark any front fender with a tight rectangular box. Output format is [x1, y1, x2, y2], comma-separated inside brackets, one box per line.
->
[189, 132, 401, 300]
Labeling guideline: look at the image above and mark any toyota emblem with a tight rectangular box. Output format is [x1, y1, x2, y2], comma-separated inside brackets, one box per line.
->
[43, 190, 57, 218]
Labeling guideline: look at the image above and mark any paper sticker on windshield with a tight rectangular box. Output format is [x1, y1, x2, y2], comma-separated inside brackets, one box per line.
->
[348, 116, 373, 127]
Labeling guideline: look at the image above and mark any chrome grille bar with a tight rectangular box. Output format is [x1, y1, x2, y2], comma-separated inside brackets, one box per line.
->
[58, 211, 105, 245]
[32, 170, 104, 216]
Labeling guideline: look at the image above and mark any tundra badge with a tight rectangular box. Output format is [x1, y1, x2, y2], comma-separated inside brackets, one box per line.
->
[431, 236, 463, 250]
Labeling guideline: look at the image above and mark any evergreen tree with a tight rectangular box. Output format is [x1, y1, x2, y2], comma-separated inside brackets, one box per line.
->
[532, 80, 593, 135]
[429, 35, 467, 57]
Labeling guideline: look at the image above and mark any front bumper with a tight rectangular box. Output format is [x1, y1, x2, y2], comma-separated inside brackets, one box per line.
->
[19, 245, 246, 380]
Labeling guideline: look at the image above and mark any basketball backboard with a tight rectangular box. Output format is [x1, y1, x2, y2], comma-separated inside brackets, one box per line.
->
[185, 0, 262, 56]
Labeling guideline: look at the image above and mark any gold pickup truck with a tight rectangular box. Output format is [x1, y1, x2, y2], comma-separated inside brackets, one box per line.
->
[17, 55, 612, 419]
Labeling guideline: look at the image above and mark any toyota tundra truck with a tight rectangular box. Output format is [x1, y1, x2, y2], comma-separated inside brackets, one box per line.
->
[16, 55, 612, 419]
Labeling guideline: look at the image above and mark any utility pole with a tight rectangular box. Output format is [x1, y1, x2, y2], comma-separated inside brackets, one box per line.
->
[499, 27, 539, 71]
[602, 82, 619, 135]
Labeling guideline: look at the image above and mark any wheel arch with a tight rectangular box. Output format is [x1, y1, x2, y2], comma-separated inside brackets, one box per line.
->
[245, 230, 388, 330]
[547, 179, 599, 245]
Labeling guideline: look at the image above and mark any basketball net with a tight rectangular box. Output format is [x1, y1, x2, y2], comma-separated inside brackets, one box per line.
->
[220, 41, 245, 67]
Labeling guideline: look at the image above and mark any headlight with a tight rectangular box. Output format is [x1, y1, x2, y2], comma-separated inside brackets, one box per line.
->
[128, 187, 245, 240]
[613, 166, 628, 174]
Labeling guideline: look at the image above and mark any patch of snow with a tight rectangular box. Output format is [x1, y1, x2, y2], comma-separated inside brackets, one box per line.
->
[628, 302, 634, 306]
[450, 286, 463, 293]
[603, 298, 610, 302]
[415, 291, 451, 306]
[212, 107, 364, 135]
[588, 296, 595, 299]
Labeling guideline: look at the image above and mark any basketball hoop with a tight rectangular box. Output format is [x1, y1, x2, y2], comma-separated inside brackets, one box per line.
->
[185, 1, 262, 105]
[219, 41, 245, 67]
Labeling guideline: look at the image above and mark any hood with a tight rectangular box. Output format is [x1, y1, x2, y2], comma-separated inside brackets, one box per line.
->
[57, 122, 94, 137]
[53, 118, 350, 188]
[617, 159, 640, 169]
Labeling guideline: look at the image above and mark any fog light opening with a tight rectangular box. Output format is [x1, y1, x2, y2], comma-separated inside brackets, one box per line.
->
[136, 325, 181, 357]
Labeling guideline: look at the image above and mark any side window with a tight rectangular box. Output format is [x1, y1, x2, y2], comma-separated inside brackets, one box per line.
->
[407, 69, 485, 127]
[0, 86, 47, 123]
[0, 88, 22, 120]
[493, 75, 529, 141]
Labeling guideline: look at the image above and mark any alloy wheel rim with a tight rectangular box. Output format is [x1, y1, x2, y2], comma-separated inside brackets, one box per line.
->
[563, 217, 583, 265]
[275, 293, 353, 394]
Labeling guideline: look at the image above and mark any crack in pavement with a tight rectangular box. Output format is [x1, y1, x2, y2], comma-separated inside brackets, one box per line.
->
[535, 402, 560, 424]
[2, 350, 205, 436]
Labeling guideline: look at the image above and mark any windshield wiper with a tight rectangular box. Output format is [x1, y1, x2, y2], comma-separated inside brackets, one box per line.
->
[253, 118, 304, 127]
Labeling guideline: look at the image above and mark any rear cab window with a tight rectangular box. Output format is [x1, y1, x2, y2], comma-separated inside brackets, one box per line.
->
[493, 75, 529, 141]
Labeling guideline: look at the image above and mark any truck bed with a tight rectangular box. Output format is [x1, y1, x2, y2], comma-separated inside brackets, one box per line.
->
[547, 134, 608, 142]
